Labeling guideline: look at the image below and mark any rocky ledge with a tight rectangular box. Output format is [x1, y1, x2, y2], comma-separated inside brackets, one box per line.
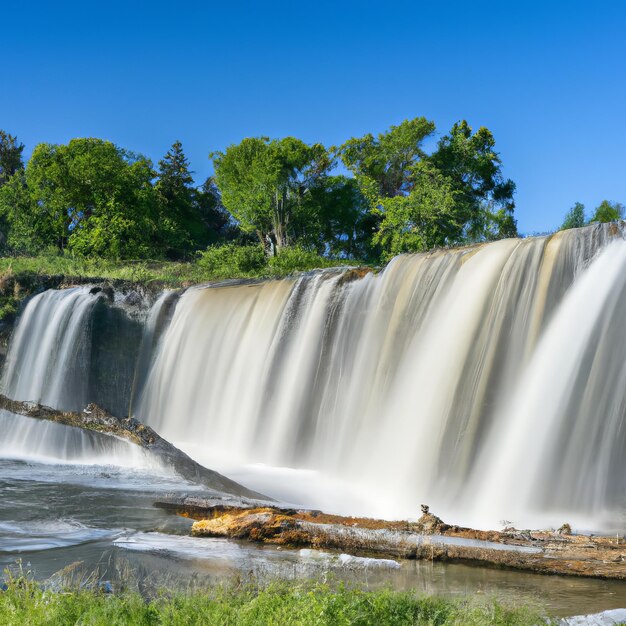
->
[159, 499, 626, 580]
[0, 393, 265, 500]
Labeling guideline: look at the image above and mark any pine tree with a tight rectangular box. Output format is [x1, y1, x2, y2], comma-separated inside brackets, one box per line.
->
[156, 140, 204, 258]
[0, 130, 25, 187]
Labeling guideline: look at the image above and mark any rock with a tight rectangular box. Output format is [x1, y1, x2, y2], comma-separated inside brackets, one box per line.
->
[557, 523, 572, 535]
[0, 393, 265, 499]
[415, 505, 447, 534]
[124, 290, 142, 306]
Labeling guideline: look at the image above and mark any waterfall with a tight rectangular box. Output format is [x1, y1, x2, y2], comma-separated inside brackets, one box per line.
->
[1, 288, 99, 410]
[135, 223, 626, 529]
[3, 223, 626, 529]
[0, 410, 149, 467]
[1, 286, 145, 415]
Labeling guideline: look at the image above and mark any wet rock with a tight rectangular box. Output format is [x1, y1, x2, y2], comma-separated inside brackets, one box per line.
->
[0, 393, 264, 499]
[124, 290, 142, 306]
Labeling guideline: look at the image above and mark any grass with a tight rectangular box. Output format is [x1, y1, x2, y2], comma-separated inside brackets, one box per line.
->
[0, 571, 548, 626]
[0, 245, 363, 290]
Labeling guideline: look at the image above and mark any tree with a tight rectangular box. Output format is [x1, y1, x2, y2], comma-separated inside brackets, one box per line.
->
[0, 171, 36, 252]
[373, 162, 461, 260]
[337, 118, 517, 259]
[560, 202, 586, 230]
[336, 117, 436, 199]
[0, 130, 24, 187]
[427, 121, 517, 242]
[212, 137, 333, 255]
[194, 177, 237, 243]
[155, 140, 210, 258]
[588, 200, 624, 224]
[21, 138, 159, 258]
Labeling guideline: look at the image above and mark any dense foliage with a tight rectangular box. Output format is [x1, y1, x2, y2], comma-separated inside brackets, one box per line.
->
[12, 119, 612, 271]
[0, 575, 546, 625]
[0, 120, 519, 265]
[1, 121, 622, 271]
[559, 200, 625, 231]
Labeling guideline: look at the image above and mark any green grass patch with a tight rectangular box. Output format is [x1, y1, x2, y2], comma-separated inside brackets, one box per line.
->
[0, 244, 363, 292]
[0, 575, 548, 626]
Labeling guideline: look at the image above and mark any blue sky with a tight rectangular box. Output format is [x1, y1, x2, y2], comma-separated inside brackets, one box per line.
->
[2, 0, 625, 234]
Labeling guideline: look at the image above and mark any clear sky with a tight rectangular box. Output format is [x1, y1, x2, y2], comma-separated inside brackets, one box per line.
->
[2, 0, 625, 234]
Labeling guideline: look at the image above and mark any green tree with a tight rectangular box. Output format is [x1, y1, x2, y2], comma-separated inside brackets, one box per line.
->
[588, 199, 624, 224]
[373, 162, 461, 260]
[560, 202, 586, 230]
[212, 137, 332, 255]
[337, 118, 516, 259]
[427, 120, 517, 242]
[155, 140, 213, 258]
[303, 175, 372, 258]
[194, 177, 237, 243]
[0, 130, 24, 187]
[22, 139, 158, 258]
[336, 118, 436, 199]
[0, 172, 37, 252]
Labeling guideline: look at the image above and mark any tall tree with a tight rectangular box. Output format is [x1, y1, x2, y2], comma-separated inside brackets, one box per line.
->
[588, 199, 624, 224]
[212, 137, 332, 255]
[0, 130, 24, 186]
[21, 138, 158, 258]
[560, 202, 586, 230]
[427, 120, 517, 242]
[156, 140, 205, 257]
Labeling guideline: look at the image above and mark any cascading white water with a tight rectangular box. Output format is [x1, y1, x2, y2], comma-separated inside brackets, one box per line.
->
[1, 287, 98, 410]
[0, 410, 149, 467]
[4, 224, 626, 529]
[134, 223, 626, 529]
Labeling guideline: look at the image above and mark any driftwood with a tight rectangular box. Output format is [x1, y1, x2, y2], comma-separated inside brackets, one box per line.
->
[158, 496, 626, 580]
[0, 393, 265, 500]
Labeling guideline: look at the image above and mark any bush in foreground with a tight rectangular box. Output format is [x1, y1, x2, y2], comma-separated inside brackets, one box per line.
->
[0, 575, 547, 626]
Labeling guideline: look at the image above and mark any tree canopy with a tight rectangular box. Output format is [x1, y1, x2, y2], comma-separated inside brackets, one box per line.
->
[559, 200, 624, 231]
[0, 119, 532, 266]
[560, 202, 586, 230]
[589, 200, 624, 224]
[213, 137, 338, 255]
[336, 118, 517, 259]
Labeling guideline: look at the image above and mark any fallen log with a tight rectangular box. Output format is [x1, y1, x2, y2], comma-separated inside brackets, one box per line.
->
[159, 497, 626, 580]
[0, 393, 266, 500]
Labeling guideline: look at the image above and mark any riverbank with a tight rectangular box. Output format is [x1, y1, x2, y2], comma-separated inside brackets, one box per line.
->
[161, 498, 626, 581]
[0, 574, 545, 625]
